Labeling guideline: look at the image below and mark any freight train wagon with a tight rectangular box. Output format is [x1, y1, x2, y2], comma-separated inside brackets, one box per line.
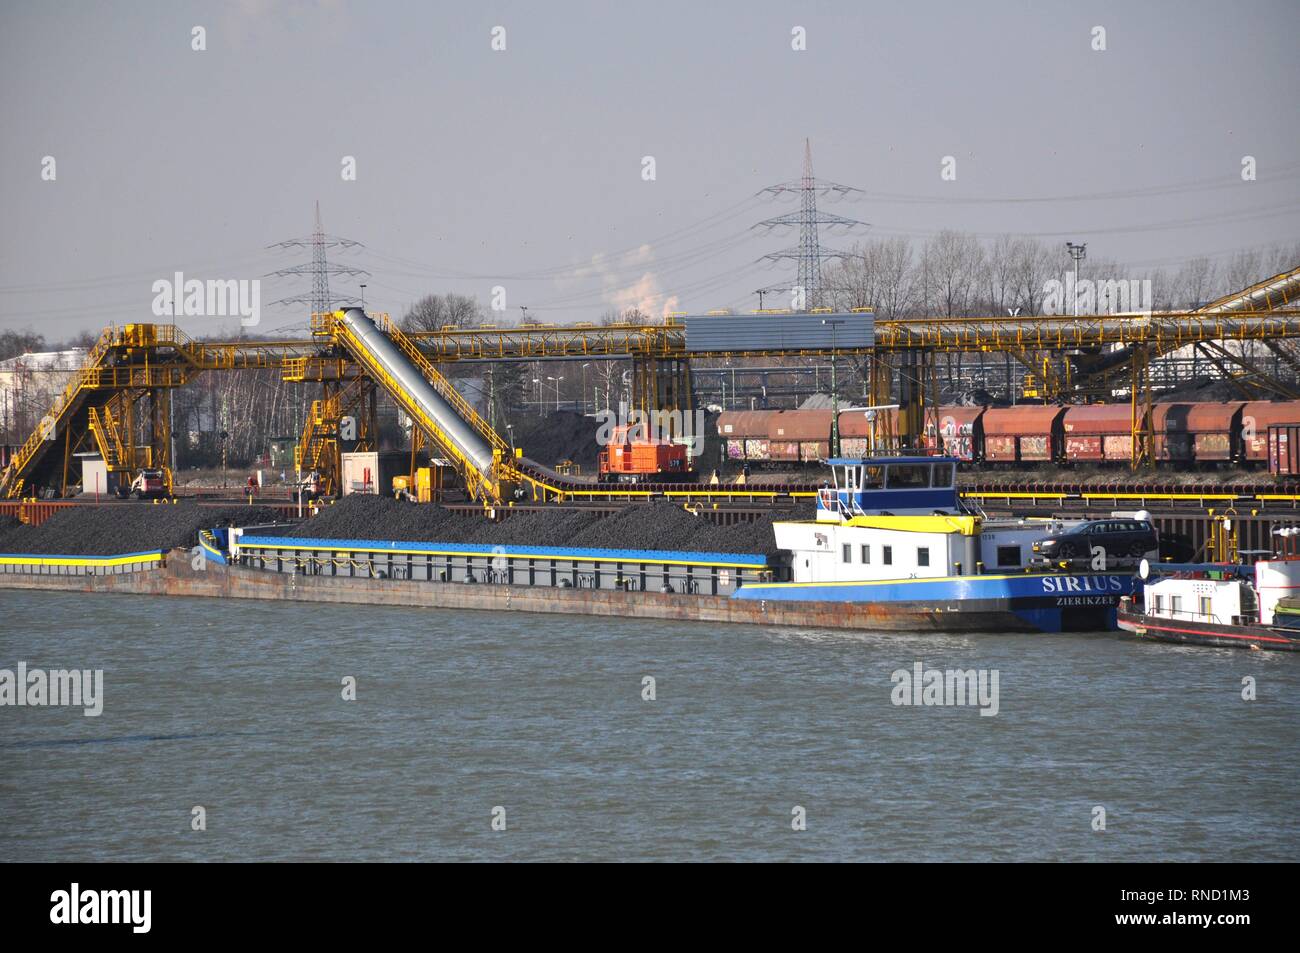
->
[1268, 425, 1300, 475]
[981, 406, 1064, 463]
[924, 407, 985, 463]
[1062, 404, 1133, 463]
[1153, 402, 1242, 463]
[1240, 401, 1300, 466]
[718, 410, 834, 466]
[716, 400, 1300, 470]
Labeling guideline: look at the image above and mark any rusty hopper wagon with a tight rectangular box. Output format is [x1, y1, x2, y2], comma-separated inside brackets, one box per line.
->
[981, 406, 1064, 464]
[1153, 402, 1243, 464]
[1062, 404, 1135, 463]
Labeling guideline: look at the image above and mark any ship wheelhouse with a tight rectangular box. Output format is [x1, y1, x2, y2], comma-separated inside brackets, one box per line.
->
[817, 456, 961, 520]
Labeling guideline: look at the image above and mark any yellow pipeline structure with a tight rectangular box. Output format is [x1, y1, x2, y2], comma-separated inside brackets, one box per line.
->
[319, 309, 513, 503]
[4, 265, 1299, 499]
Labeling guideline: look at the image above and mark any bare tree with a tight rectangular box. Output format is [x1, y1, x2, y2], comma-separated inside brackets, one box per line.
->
[983, 234, 1019, 315]
[1224, 250, 1264, 295]
[1010, 238, 1056, 315]
[1174, 256, 1218, 309]
[0, 329, 46, 362]
[399, 293, 483, 332]
[920, 230, 984, 317]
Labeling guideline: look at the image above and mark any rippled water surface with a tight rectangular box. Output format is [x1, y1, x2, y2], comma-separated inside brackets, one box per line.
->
[1, 589, 1296, 861]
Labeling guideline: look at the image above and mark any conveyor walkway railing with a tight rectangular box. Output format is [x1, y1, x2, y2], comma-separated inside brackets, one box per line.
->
[323, 309, 512, 502]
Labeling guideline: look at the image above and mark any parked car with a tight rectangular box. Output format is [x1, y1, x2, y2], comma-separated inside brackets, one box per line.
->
[1033, 519, 1158, 566]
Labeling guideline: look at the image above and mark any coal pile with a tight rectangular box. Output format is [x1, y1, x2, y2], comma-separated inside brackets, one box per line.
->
[280, 494, 813, 556]
[1158, 379, 1260, 403]
[474, 507, 602, 547]
[0, 504, 283, 556]
[557, 501, 813, 556]
[278, 495, 482, 543]
[278, 495, 602, 547]
[507, 410, 601, 469]
[0, 514, 21, 549]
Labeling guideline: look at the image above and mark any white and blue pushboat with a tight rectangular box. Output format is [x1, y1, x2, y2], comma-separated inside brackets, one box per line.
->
[731, 456, 1138, 633]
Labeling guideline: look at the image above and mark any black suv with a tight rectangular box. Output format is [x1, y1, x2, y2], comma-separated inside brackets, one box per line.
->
[1033, 518, 1157, 566]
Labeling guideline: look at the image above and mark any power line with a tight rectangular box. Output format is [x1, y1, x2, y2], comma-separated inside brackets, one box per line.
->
[858, 161, 1300, 206]
[359, 193, 765, 282]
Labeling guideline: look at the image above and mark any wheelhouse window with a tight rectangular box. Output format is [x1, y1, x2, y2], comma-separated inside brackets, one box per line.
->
[861, 466, 885, 489]
[930, 463, 955, 487]
[861, 544, 870, 564]
[842, 543, 852, 563]
[882, 545, 893, 566]
[917, 547, 930, 567]
[885, 465, 929, 489]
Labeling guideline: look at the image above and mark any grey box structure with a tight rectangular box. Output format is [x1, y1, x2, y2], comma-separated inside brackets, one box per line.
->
[683, 312, 873, 353]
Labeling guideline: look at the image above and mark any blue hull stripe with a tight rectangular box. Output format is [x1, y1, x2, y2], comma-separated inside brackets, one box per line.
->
[823, 489, 957, 511]
[734, 573, 1137, 604]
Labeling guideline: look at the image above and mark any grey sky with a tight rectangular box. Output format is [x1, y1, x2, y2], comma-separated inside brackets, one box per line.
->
[2, 0, 1297, 338]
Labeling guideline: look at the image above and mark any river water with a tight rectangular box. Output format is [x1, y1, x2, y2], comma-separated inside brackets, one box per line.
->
[1, 589, 1296, 862]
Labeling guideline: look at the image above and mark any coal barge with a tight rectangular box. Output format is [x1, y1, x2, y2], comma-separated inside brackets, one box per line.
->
[1, 456, 1139, 635]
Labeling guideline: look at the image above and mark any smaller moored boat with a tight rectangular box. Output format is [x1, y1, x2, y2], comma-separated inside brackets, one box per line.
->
[1117, 544, 1300, 651]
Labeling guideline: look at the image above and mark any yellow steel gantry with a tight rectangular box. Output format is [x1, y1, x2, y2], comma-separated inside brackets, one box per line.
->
[4, 267, 1300, 497]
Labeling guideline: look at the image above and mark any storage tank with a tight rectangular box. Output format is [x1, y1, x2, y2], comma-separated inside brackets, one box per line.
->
[1255, 558, 1300, 624]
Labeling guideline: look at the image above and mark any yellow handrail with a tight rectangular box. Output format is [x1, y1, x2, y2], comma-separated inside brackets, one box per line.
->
[329, 314, 498, 501]
[375, 314, 510, 455]
[1, 326, 115, 496]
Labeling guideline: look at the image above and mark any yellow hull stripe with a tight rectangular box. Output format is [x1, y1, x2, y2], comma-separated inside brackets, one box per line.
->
[0, 551, 162, 568]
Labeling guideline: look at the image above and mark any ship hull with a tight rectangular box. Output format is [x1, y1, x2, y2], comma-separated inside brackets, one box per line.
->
[732, 572, 1137, 633]
[1117, 605, 1300, 651]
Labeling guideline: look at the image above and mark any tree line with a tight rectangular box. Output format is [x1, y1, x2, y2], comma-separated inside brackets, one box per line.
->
[822, 233, 1300, 318]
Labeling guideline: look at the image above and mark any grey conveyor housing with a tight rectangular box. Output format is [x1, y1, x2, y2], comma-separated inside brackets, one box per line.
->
[337, 308, 497, 478]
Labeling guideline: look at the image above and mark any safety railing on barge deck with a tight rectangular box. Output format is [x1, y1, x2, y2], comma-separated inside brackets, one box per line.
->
[235, 536, 781, 595]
